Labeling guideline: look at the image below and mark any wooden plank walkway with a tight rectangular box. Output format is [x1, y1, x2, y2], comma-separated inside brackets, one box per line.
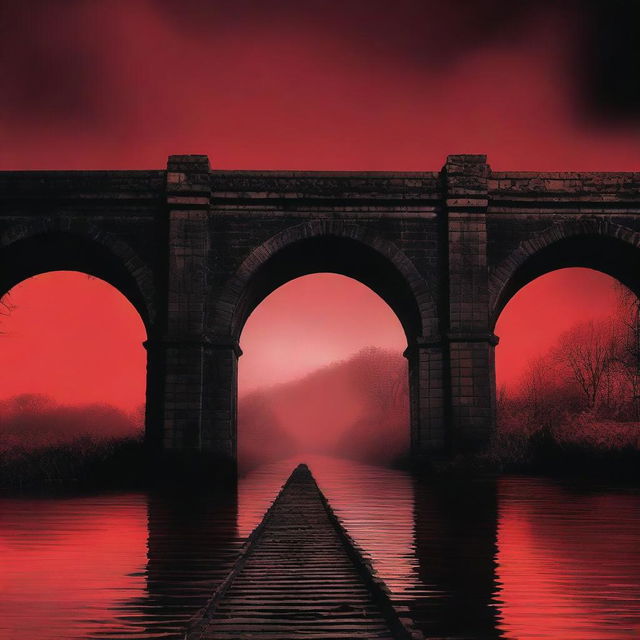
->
[186, 463, 423, 640]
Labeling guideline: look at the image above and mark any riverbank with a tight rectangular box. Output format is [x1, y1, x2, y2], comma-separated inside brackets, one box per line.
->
[1, 428, 640, 494]
[0, 437, 146, 492]
[439, 426, 640, 482]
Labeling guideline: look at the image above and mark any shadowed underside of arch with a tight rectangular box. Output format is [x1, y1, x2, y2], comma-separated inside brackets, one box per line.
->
[0, 218, 156, 329]
[209, 220, 436, 344]
[489, 220, 640, 327]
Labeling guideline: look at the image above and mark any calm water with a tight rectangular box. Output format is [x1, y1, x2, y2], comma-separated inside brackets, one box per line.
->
[1, 455, 640, 639]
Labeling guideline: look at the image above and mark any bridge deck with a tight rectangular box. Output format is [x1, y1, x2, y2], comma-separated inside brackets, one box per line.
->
[186, 464, 421, 640]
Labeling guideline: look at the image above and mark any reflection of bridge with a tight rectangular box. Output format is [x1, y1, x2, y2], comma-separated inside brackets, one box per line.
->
[140, 461, 499, 639]
[1, 155, 639, 469]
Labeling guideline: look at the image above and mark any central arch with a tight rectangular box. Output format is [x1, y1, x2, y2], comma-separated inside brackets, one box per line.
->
[210, 220, 435, 342]
[207, 220, 437, 462]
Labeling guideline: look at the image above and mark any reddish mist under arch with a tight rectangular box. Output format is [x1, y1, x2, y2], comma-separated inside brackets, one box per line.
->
[237, 273, 410, 469]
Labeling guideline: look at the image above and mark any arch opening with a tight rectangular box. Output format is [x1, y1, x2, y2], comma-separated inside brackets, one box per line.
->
[492, 231, 640, 328]
[236, 272, 411, 472]
[494, 264, 640, 464]
[0, 270, 148, 485]
[0, 228, 155, 330]
[212, 230, 430, 345]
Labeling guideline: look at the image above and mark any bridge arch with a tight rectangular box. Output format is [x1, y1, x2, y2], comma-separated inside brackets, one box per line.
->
[0, 218, 162, 451]
[209, 219, 436, 343]
[489, 219, 640, 328]
[206, 219, 440, 461]
[0, 218, 157, 329]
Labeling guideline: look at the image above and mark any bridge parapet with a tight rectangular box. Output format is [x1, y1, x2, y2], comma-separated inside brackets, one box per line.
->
[489, 171, 640, 213]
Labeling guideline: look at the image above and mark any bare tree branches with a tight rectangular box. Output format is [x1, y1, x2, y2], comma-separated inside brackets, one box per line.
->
[0, 293, 16, 335]
[552, 318, 618, 409]
[500, 283, 640, 436]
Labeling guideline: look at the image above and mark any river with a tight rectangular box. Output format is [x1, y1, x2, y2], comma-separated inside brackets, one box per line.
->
[1, 455, 639, 639]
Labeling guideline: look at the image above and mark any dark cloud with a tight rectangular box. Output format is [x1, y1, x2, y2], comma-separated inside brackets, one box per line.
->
[154, 0, 543, 67]
[152, 0, 640, 121]
[581, 0, 640, 120]
[0, 1, 116, 127]
[0, 0, 638, 137]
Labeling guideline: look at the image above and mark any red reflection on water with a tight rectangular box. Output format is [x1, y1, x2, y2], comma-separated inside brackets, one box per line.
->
[1, 463, 640, 639]
[496, 478, 640, 640]
[0, 495, 147, 640]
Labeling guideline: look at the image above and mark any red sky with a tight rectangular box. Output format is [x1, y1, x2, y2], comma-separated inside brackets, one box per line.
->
[0, 273, 146, 411]
[239, 275, 406, 393]
[0, 2, 639, 414]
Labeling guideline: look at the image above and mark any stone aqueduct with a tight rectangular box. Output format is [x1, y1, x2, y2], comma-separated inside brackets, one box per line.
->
[1, 154, 640, 469]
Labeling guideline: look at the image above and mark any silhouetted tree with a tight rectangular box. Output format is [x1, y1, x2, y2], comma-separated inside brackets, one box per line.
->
[496, 286, 640, 462]
[552, 318, 618, 409]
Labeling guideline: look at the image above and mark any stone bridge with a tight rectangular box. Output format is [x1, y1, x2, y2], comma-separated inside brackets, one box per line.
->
[1, 155, 639, 471]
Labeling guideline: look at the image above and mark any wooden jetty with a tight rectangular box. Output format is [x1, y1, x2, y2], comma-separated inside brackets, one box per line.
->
[186, 463, 423, 640]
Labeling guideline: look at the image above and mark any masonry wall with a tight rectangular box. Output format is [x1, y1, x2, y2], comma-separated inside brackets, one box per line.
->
[206, 171, 443, 306]
[487, 172, 640, 324]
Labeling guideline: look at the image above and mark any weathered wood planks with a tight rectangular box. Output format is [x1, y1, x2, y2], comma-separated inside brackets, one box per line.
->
[186, 463, 423, 640]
